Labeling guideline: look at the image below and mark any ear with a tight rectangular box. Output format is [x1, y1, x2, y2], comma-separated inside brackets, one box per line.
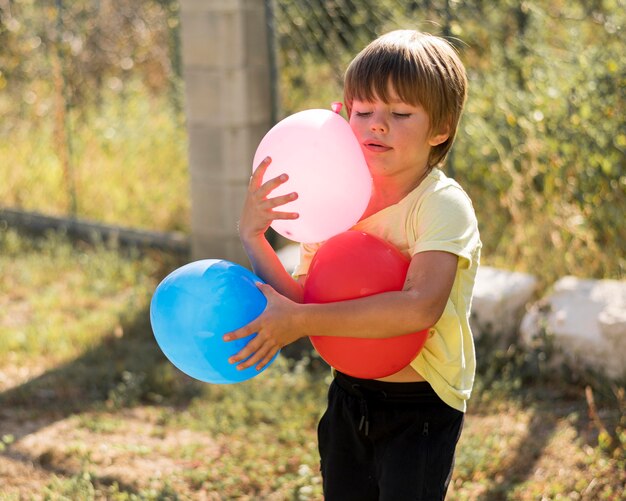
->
[429, 126, 450, 147]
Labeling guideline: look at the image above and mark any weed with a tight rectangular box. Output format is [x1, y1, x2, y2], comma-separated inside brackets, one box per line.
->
[1, 229, 625, 499]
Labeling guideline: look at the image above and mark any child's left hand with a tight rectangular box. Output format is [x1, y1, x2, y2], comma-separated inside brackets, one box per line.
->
[223, 282, 305, 371]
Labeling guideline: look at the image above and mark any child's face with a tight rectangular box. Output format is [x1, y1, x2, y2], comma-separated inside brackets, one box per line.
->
[349, 85, 447, 183]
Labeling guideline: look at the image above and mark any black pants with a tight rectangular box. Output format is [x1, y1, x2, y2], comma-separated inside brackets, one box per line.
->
[318, 372, 464, 501]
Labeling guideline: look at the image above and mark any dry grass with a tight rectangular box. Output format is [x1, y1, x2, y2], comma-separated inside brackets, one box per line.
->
[0, 229, 624, 500]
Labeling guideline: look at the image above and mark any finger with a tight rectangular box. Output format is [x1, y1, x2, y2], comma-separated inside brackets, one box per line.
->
[257, 173, 289, 199]
[255, 350, 278, 372]
[268, 210, 299, 221]
[228, 342, 256, 365]
[224, 321, 259, 342]
[264, 192, 298, 209]
[237, 343, 275, 371]
[250, 156, 272, 188]
[227, 332, 263, 364]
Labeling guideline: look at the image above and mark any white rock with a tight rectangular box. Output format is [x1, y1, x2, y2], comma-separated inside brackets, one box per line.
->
[279, 252, 541, 349]
[470, 266, 538, 346]
[521, 276, 626, 379]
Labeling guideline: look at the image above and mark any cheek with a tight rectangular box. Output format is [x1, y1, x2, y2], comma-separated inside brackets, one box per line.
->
[350, 120, 371, 141]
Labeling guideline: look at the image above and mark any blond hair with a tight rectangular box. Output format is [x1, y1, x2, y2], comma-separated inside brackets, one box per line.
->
[344, 30, 468, 168]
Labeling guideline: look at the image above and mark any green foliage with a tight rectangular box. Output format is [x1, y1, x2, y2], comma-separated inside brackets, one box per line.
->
[0, 81, 189, 231]
[0, 0, 180, 112]
[1, 0, 624, 284]
[0, 229, 624, 498]
[450, 0, 626, 284]
[0, 0, 187, 229]
[42, 471, 183, 500]
[43, 472, 97, 501]
[275, 0, 626, 284]
[473, 323, 626, 483]
[0, 228, 161, 363]
[0, 433, 15, 452]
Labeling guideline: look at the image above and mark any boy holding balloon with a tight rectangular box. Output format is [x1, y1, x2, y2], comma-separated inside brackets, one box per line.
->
[227, 29, 481, 500]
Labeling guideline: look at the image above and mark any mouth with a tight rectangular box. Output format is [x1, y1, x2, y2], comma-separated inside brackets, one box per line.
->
[363, 140, 392, 153]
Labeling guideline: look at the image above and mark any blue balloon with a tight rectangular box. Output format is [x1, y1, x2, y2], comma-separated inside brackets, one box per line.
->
[149, 259, 277, 384]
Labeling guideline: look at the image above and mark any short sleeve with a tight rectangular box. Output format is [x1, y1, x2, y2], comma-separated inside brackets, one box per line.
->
[409, 186, 480, 269]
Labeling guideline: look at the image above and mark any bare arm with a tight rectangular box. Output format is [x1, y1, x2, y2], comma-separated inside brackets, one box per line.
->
[239, 156, 304, 302]
[225, 249, 458, 370]
[242, 235, 305, 302]
[300, 250, 457, 337]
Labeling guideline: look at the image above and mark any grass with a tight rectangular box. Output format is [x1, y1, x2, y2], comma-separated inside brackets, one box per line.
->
[2, 70, 623, 289]
[0, 81, 190, 233]
[1, 4, 624, 498]
[0, 228, 624, 500]
[0, 82, 623, 499]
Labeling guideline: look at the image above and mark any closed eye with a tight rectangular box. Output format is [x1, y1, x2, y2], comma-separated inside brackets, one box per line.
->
[392, 112, 411, 118]
[354, 111, 372, 117]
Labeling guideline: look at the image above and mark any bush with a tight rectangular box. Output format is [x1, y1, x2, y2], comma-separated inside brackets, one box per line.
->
[1, 0, 623, 285]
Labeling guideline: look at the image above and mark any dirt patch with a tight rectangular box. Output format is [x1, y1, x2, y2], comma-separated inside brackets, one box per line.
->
[0, 453, 56, 498]
[2, 406, 221, 497]
[0, 358, 49, 393]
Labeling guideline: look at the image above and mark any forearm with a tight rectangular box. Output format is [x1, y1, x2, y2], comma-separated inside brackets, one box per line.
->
[225, 250, 457, 371]
[242, 235, 304, 302]
[296, 289, 441, 339]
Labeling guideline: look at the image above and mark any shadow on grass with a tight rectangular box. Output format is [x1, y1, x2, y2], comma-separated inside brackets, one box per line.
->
[481, 407, 559, 499]
[0, 303, 202, 494]
[2, 447, 143, 496]
[0, 291, 320, 495]
[469, 330, 618, 499]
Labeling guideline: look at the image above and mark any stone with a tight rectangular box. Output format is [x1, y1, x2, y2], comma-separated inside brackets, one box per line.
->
[520, 276, 626, 379]
[470, 266, 538, 346]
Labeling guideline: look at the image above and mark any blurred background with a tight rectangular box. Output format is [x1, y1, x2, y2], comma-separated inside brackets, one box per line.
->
[1, 0, 624, 284]
[0, 0, 624, 499]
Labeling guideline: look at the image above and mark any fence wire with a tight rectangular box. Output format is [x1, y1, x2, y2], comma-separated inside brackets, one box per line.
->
[270, 0, 457, 114]
[273, 0, 398, 62]
[272, 0, 454, 61]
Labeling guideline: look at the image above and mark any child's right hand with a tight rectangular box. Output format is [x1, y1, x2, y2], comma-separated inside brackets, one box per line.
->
[238, 156, 299, 243]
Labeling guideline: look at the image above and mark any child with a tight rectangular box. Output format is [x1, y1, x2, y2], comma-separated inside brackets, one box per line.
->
[225, 29, 481, 500]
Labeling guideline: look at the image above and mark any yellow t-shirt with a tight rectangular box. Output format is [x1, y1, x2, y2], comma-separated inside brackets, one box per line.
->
[293, 168, 482, 412]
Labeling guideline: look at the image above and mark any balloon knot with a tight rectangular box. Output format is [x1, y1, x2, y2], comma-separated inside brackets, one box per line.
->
[331, 102, 343, 114]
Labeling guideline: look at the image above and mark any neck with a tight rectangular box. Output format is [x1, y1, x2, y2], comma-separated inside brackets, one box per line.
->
[373, 167, 431, 202]
[361, 168, 432, 220]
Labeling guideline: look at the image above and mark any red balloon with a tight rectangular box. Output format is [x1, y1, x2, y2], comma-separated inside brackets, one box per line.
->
[303, 231, 429, 379]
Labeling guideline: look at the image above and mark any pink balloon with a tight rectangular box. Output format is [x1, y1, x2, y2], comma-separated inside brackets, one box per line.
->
[253, 109, 372, 243]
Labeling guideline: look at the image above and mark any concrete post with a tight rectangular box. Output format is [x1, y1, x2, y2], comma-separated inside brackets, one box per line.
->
[179, 0, 272, 265]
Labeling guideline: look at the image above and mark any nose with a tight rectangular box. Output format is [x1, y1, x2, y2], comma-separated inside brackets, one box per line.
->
[369, 113, 388, 133]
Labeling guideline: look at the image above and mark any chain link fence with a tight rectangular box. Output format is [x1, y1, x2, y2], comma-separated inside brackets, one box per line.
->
[271, 0, 457, 114]
[2, 0, 624, 280]
[1, 0, 455, 225]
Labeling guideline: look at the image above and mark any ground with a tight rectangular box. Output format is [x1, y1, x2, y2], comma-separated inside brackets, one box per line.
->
[1, 357, 624, 500]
